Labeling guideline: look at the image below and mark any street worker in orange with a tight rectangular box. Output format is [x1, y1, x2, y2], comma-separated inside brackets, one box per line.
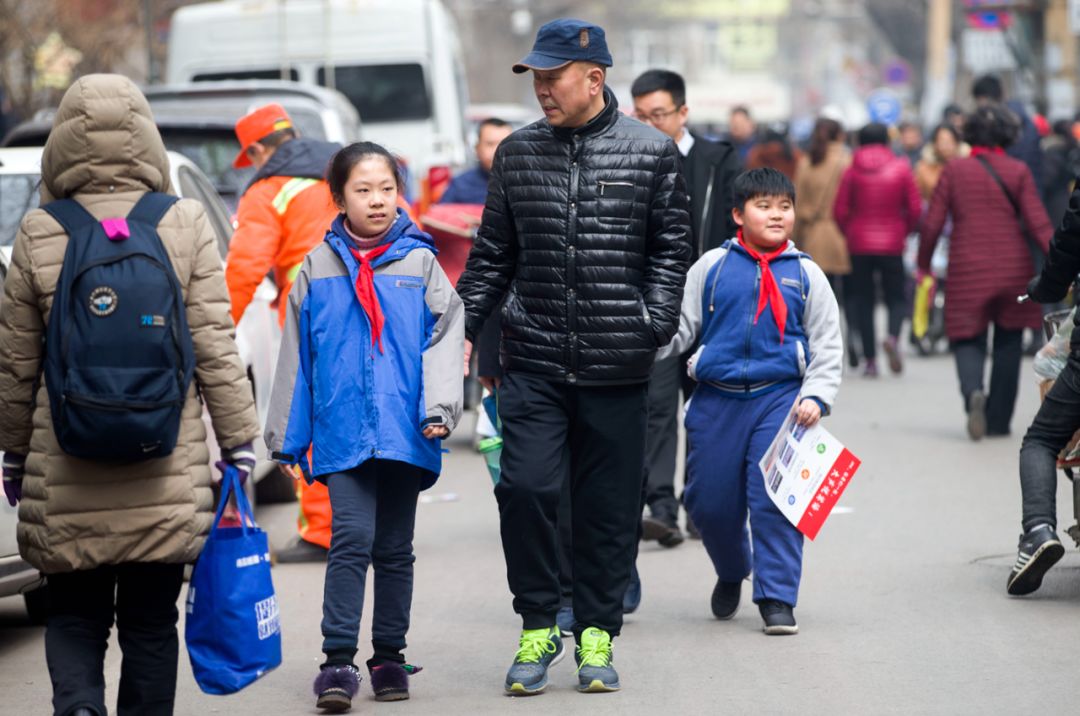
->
[226, 103, 339, 562]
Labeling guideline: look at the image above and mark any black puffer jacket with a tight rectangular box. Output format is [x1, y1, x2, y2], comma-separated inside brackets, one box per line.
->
[457, 88, 691, 385]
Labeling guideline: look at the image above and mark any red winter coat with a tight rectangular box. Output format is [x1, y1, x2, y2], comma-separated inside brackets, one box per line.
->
[918, 152, 1052, 340]
[833, 145, 921, 256]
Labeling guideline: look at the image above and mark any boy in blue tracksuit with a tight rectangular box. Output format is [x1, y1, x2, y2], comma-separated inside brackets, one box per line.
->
[659, 168, 843, 635]
[265, 143, 464, 709]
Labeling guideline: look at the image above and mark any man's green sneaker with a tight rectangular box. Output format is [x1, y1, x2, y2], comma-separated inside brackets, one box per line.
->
[574, 627, 619, 692]
[504, 627, 564, 695]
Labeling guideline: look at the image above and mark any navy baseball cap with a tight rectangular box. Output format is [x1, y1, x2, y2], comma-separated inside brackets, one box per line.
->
[512, 19, 613, 74]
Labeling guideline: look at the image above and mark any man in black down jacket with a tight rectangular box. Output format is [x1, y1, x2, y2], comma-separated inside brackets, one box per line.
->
[455, 19, 690, 695]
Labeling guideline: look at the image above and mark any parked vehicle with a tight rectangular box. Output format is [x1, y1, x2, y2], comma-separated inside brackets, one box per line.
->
[0, 146, 283, 620]
[144, 81, 360, 211]
[167, 0, 470, 199]
[3, 81, 362, 213]
[0, 154, 43, 615]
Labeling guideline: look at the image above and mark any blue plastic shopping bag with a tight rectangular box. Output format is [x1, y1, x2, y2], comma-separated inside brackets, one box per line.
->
[185, 466, 281, 694]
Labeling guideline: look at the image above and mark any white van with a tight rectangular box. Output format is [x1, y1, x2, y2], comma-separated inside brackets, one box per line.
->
[166, 0, 470, 197]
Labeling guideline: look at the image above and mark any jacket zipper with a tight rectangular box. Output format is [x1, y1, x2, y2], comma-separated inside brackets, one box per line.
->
[740, 265, 760, 390]
[708, 249, 731, 312]
[698, 165, 717, 258]
[567, 139, 581, 381]
[331, 237, 384, 459]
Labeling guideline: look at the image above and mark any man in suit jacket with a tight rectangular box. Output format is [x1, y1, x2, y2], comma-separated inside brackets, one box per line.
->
[630, 69, 740, 547]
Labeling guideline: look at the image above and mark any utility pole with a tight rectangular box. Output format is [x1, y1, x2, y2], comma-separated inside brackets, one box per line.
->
[922, 0, 952, 128]
[144, 0, 156, 84]
[1044, 0, 1077, 119]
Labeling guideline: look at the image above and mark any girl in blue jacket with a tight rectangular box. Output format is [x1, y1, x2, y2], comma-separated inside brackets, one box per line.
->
[265, 142, 464, 711]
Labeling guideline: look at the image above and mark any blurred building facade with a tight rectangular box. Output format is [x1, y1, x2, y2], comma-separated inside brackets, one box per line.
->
[4, 1, 1080, 133]
[447, 0, 1080, 132]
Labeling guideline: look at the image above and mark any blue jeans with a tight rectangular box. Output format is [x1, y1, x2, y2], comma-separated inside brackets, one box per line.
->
[321, 459, 422, 660]
[684, 383, 805, 607]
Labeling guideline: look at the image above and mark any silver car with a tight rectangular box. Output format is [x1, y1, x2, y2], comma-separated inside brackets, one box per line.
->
[0, 147, 281, 620]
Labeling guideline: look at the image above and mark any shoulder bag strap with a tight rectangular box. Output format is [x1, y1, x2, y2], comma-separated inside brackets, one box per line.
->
[975, 155, 1044, 258]
[40, 198, 98, 237]
[126, 192, 179, 227]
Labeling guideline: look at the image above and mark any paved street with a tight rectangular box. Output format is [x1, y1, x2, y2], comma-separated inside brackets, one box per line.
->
[3, 349, 1080, 715]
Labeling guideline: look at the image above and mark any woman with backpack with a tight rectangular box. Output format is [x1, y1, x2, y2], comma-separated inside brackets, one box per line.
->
[0, 74, 259, 716]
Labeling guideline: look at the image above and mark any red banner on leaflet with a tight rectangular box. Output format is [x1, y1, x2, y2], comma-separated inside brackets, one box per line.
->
[795, 449, 861, 540]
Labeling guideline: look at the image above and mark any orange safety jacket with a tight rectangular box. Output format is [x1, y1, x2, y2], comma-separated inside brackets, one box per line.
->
[226, 173, 338, 326]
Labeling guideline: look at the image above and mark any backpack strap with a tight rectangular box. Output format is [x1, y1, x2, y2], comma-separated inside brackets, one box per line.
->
[126, 192, 179, 227]
[40, 199, 98, 237]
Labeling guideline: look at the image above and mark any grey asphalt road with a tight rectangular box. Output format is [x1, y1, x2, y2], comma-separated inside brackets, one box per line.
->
[2, 350, 1080, 715]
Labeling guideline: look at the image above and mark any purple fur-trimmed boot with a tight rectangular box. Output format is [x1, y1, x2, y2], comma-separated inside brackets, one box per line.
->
[314, 664, 361, 712]
[367, 660, 422, 702]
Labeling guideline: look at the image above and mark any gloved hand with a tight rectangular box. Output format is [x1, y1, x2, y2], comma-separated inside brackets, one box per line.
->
[3, 453, 26, 507]
[215, 442, 256, 486]
[1026, 275, 1067, 305]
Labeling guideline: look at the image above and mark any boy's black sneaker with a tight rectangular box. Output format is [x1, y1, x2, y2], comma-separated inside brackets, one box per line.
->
[1007, 525, 1065, 596]
[710, 579, 741, 620]
[758, 599, 798, 635]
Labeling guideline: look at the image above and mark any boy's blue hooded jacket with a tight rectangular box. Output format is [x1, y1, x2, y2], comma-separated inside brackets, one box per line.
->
[659, 239, 843, 410]
[264, 211, 465, 488]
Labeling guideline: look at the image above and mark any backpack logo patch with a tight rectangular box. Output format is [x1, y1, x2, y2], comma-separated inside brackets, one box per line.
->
[88, 286, 119, 316]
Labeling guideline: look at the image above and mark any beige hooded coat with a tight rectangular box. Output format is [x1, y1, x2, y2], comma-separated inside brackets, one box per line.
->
[0, 74, 259, 574]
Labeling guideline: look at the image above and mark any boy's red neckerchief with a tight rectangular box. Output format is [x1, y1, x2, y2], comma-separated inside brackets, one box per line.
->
[348, 242, 394, 352]
[737, 228, 788, 343]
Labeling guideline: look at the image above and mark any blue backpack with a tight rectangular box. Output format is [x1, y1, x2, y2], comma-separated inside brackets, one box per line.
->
[41, 193, 196, 462]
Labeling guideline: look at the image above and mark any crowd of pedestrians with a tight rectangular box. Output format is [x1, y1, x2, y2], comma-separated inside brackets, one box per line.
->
[4, 14, 1080, 716]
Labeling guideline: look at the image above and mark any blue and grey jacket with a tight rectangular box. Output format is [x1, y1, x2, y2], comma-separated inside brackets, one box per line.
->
[264, 211, 464, 488]
[658, 240, 843, 410]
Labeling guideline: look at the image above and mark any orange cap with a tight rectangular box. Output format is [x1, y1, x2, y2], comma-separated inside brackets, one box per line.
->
[233, 103, 294, 168]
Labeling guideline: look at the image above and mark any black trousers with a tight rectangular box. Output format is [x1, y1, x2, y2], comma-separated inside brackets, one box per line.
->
[848, 254, 906, 361]
[1020, 350, 1080, 531]
[497, 371, 648, 636]
[557, 473, 574, 607]
[953, 326, 1024, 435]
[830, 273, 860, 357]
[643, 355, 683, 522]
[46, 562, 185, 716]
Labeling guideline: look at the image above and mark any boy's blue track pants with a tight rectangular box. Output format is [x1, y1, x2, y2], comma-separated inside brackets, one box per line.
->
[684, 383, 805, 607]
